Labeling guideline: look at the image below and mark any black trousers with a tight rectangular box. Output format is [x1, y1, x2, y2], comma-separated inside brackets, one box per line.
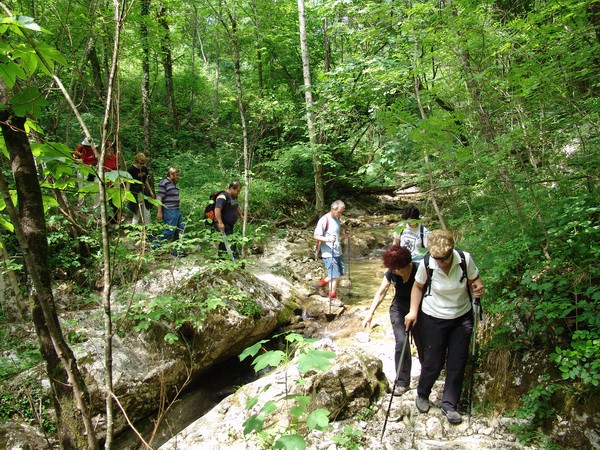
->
[389, 302, 423, 387]
[417, 310, 473, 410]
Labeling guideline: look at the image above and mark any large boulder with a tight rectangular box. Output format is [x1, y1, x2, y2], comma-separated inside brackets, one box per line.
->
[64, 262, 301, 437]
[158, 343, 387, 450]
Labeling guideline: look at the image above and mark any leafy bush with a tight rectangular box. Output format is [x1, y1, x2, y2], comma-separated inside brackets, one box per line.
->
[239, 333, 336, 449]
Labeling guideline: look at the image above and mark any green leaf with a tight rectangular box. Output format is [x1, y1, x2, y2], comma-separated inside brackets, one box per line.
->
[239, 340, 269, 361]
[242, 414, 264, 435]
[297, 350, 335, 374]
[306, 409, 330, 431]
[12, 87, 48, 117]
[289, 405, 307, 418]
[0, 62, 26, 89]
[0, 216, 14, 232]
[245, 394, 260, 410]
[252, 350, 285, 372]
[274, 434, 306, 450]
[15, 15, 42, 32]
[260, 400, 277, 415]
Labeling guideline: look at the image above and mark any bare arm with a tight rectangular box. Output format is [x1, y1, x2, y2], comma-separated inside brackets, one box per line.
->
[469, 275, 485, 297]
[404, 281, 424, 330]
[362, 276, 391, 330]
[215, 207, 225, 231]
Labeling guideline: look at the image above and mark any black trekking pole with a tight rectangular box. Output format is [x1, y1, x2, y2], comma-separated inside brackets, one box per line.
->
[468, 297, 482, 423]
[381, 329, 410, 442]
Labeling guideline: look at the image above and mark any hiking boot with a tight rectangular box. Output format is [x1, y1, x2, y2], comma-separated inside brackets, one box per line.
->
[393, 385, 409, 396]
[415, 396, 430, 413]
[442, 407, 462, 424]
[313, 281, 328, 297]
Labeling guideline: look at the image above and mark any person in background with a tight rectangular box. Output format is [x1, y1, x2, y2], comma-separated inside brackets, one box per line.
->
[127, 152, 155, 225]
[313, 200, 350, 306]
[155, 167, 184, 255]
[392, 206, 430, 261]
[404, 229, 485, 425]
[362, 245, 422, 396]
[213, 181, 244, 259]
[102, 141, 120, 224]
[73, 137, 97, 182]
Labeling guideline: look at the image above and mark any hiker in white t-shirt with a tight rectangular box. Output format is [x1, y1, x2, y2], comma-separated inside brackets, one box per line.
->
[404, 230, 485, 425]
[313, 200, 350, 306]
[392, 206, 430, 261]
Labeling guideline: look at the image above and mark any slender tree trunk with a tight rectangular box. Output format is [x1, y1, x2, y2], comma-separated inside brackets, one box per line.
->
[98, 1, 126, 446]
[297, 0, 324, 214]
[223, 10, 250, 254]
[158, 5, 178, 126]
[140, 0, 152, 154]
[0, 106, 98, 449]
[323, 17, 331, 73]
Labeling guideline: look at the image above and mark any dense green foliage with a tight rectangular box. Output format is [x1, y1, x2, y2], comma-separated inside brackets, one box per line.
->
[0, 0, 598, 447]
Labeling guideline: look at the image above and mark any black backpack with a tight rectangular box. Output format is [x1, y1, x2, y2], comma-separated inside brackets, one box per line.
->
[204, 191, 224, 223]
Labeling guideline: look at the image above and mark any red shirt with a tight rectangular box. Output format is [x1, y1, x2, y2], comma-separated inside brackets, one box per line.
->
[104, 154, 117, 171]
[74, 145, 96, 166]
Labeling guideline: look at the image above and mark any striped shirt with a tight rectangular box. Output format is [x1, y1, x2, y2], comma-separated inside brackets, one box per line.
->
[157, 177, 180, 209]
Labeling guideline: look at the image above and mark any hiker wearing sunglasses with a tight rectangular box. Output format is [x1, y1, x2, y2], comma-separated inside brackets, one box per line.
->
[404, 229, 485, 424]
[362, 245, 423, 396]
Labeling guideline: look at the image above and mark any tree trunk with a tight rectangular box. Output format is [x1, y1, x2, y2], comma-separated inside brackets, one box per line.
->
[0, 107, 98, 449]
[141, 0, 152, 154]
[297, 0, 325, 214]
[158, 5, 178, 126]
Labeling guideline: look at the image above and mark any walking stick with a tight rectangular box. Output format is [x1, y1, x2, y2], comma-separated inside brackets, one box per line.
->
[381, 329, 410, 442]
[346, 235, 352, 296]
[221, 231, 235, 261]
[468, 297, 482, 422]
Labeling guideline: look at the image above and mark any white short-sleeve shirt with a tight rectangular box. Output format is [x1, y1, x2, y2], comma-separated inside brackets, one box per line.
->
[314, 213, 342, 258]
[415, 249, 479, 319]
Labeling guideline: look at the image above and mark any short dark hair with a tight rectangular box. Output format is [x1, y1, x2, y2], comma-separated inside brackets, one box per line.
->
[402, 206, 420, 220]
[382, 245, 412, 270]
[229, 181, 242, 190]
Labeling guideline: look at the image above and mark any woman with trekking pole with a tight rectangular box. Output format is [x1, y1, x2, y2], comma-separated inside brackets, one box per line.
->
[362, 245, 422, 396]
[404, 230, 485, 425]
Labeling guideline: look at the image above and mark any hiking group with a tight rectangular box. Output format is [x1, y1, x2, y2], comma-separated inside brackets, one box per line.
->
[73, 138, 243, 258]
[312, 202, 486, 425]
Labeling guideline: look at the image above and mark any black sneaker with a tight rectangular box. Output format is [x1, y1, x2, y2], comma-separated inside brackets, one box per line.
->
[442, 407, 462, 424]
[415, 396, 430, 413]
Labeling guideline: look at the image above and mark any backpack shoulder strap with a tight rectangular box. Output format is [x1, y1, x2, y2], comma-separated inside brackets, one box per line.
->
[456, 249, 473, 302]
[420, 224, 424, 247]
[423, 253, 433, 296]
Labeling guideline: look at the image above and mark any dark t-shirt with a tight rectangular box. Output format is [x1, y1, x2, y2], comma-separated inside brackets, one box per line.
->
[215, 191, 239, 226]
[385, 262, 419, 307]
[128, 165, 149, 195]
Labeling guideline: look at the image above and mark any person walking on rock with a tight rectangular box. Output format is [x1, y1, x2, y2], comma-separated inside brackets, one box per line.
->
[362, 245, 422, 396]
[404, 229, 485, 424]
[155, 167, 184, 255]
[213, 181, 244, 259]
[313, 200, 350, 306]
[392, 206, 430, 261]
